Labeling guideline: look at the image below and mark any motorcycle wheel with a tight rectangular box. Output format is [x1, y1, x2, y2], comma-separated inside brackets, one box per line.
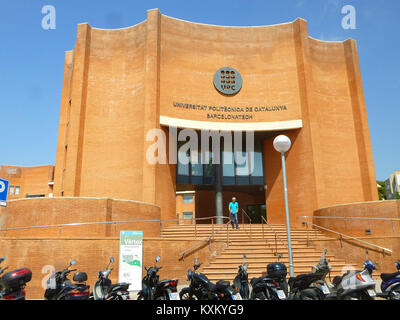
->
[137, 293, 146, 300]
[389, 286, 400, 300]
[180, 288, 199, 300]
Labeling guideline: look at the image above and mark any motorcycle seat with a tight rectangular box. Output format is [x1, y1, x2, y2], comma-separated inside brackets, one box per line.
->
[216, 280, 230, 289]
[332, 275, 343, 287]
[288, 273, 324, 290]
[108, 282, 129, 293]
[381, 272, 400, 282]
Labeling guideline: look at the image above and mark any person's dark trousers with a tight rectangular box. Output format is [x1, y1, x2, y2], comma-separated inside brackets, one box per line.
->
[230, 213, 239, 229]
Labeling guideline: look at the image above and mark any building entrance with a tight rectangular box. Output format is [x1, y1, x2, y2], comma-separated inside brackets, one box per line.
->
[176, 129, 271, 224]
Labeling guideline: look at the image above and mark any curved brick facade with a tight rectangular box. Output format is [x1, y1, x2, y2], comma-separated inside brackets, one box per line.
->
[52, 9, 378, 227]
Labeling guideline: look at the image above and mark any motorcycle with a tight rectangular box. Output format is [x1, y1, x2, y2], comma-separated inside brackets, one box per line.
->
[137, 256, 179, 300]
[330, 250, 377, 300]
[377, 259, 400, 300]
[288, 249, 332, 300]
[44, 259, 90, 300]
[232, 254, 249, 300]
[180, 258, 236, 300]
[0, 256, 32, 300]
[91, 257, 130, 300]
[250, 254, 288, 300]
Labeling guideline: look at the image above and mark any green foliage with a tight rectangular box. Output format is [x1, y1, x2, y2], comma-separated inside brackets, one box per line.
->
[377, 181, 386, 200]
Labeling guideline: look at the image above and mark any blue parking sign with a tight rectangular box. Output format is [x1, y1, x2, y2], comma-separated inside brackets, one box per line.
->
[0, 178, 9, 207]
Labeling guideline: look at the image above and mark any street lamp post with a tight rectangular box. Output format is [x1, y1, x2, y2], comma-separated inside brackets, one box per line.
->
[273, 135, 294, 278]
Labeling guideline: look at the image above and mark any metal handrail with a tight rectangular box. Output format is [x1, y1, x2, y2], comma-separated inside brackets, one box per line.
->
[263, 220, 288, 256]
[241, 209, 252, 238]
[301, 220, 392, 255]
[0, 215, 231, 238]
[299, 215, 400, 221]
[299, 215, 400, 237]
[179, 219, 232, 259]
[261, 215, 267, 239]
[0, 215, 229, 232]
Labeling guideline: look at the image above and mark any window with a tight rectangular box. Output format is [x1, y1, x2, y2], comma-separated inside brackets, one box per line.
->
[15, 186, 20, 195]
[183, 212, 193, 220]
[182, 194, 193, 204]
[26, 194, 45, 198]
[9, 185, 14, 195]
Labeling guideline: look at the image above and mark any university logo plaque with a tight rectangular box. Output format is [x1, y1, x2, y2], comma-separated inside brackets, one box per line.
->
[213, 67, 242, 95]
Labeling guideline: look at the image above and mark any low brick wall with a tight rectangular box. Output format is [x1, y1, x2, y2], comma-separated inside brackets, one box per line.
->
[0, 197, 161, 238]
[313, 200, 400, 237]
[0, 237, 226, 300]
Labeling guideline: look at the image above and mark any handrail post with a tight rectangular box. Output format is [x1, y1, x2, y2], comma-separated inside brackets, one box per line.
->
[227, 222, 229, 248]
[306, 222, 309, 247]
[262, 218, 264, 239]
[250, 220, 252, 239]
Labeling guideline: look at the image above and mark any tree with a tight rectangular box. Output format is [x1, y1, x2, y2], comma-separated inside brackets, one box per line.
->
[377, 181, 386, 200]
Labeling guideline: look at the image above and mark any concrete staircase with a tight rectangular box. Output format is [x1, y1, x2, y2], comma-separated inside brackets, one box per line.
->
[161, 224, 357, 282]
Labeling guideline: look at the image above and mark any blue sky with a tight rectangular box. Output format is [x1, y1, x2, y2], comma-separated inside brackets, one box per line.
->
[0, 0, 398, 181]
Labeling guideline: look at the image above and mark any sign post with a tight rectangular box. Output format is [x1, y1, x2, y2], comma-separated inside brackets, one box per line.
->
[119, 230, 143, 292]
[0, 178, 9, 207]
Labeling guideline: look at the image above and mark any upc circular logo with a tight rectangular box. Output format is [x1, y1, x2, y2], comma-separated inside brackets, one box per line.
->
[213, 67, 242, 95]
[0, 181, 5, 193]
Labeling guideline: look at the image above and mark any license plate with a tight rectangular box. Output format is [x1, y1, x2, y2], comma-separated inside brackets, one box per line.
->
[367, 289, 376, 297]
[169, 292, 180, 300]
[233, 293, 242, 300]
[276, 290, 286, 299]
[321, 285, 330, 295]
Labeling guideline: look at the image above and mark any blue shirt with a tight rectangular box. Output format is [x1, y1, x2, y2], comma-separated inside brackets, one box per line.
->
[229, 202, 239, 215]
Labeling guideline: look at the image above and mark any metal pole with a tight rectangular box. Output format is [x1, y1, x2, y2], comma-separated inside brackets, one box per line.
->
[281, 151, 294, 277]
[215, 163, 223, 225]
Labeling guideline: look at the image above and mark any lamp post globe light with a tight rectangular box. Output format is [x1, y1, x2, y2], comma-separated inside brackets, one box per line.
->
[273, 135, 294, 278]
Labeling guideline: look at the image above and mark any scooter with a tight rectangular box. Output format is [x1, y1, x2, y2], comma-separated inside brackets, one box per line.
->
[180, 258, 236, 300]
[250, 254, 288, 300]
[0, 256, 32, 300]
[288, 249, 332, 300]
[137, 256, 180, 300]
[232, 254, 249, 300]
[330, 250, 377, 300]
[377, 259, 400, 300]
[44, 259, 90, 300]
[91, 257, 130, 300]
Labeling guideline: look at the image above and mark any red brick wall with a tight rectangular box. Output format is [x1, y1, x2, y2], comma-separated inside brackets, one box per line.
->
[0, 165, 54, 200]
[0, 197, 161, 238]
[0, 237, 225, 299]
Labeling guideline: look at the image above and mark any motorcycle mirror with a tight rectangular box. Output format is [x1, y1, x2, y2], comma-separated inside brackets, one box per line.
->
[70, 260, 76, 266]
[156, 256, 161, 262]
[0, 257, 5, 263]
[194, 258, 198, 264]
[243, 254, 247, 259]
[110, 257, 114, 263]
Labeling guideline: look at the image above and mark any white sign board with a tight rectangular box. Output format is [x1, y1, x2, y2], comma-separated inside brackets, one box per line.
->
[119, 230, 143, 291]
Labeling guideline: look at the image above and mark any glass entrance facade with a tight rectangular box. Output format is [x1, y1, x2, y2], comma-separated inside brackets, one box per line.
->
[176, 131, 265, 186]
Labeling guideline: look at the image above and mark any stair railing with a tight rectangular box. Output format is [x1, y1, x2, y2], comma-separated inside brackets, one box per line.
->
[264, 222, 289, 257]
[240, 209, 252, 239]
[178, 218, 232, 260]
[301, 220, 392, 256]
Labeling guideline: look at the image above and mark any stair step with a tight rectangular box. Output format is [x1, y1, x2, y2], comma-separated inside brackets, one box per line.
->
[161, 223, 359, 285]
